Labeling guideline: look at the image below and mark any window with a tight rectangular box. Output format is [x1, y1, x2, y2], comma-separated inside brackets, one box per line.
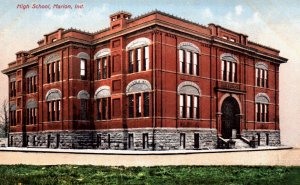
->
[126, 38, 151, 73]
[128, 92, 150, 118]
[255, 62, 268, 88]
[26, 108, 37, 125]
[9, 80, 16, 97]
[128, 46, 150, 73]
[128, 50, 134, 73]
[221, 58, 237, 82]
[180, 133, 186, 149]
[47, 100, 61, 121]
[17, 81, 21, 93]
[25, 71, 37, 94]
[194, 133, 199, 149]
[108, 134, 111, 149]
[143, 133, 149, 149]
[96, 56, 110, 80]
[255, 93, 270, 122]
[128, 94, 134, 118]
[178, 81, 201, 119]
[96, 98, 111, 120]
[126, 79, 151, 118]
[178, 42, 200, 76]
[97, 134, 101, 148]
[9, 107, 16, 126]
[46, 60, 60, 83]
[95, 86, 111, 120]
[128, 134, 134, 149]
[46, 89, 62, 122]
[80, 59, 86, 80]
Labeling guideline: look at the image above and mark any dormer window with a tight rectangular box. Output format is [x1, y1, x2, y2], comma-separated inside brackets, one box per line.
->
[222, 36, 228, 40]
[229, 38, 236, 42]
[52, 38, 57, 42]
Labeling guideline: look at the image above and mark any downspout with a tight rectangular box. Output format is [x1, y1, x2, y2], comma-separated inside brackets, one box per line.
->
[152, 30, 156, 151]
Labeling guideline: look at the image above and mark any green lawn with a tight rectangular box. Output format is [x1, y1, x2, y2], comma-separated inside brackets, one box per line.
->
[0, 165, 299, 185]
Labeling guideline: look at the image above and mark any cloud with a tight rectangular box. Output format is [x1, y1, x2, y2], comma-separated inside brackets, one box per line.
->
[235, 5, 243, 15]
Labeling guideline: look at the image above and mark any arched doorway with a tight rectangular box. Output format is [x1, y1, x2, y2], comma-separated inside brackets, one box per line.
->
[221, 96, 240, 139]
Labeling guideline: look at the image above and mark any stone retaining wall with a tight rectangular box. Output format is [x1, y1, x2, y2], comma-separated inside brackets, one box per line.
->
[241, 130, 280, 146]
[8, 128, 218, 150]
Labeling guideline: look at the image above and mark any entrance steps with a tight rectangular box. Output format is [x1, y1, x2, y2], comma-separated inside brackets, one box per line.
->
[218, 137, 251, 149]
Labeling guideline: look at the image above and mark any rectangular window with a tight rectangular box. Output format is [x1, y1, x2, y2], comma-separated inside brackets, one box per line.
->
[144, 46, 149, 70]
[128, 133, 134, 149]
[186, 95, 192, 118]
[52, 101, 56, 121]
[143, 133, 149, 149]
[57, 61, 60, 81]
[221, 60, 226, 81]
[136, 94, 142, 117]
[261, 104, 265, 122]
[261, 70, 265, 87]
[186, 51, 192, 74]
[96, 99, 101, 120]
[48, 102, 51, 121]
[128, 95, 134, 118]
[226, 61, 230, 82]
[193, 53, 199, 75]
[180, 133, 186, 149]
[256, 68, 259, 86]
[193, 96, 199, 119]
[265, 70, 268, 88]
[97, 134, 101, 148]
[143, 93, 149, 117]
[108, 134, 111, 149]
[129, 50, 134, 73]
[47, 63, 51, 83]
[194, 133, 199, 149]
[80, 59, 86, 80]
[102, 58, 107, 79]
[34, 76, 37, 92]
[256, 103, 260, 122]
[52, 62, 56, 82]
[56, 134, 60, 148]
[136, 48, 141, 72]
[179, 95, 185, 118]
[179, 50, 185, 73]
[57, 100, 61, 121]
[232, 62, 236, 82]
[266, 104, 269, 122]
[101, 98, 107, 120]
[97, 60, 101, 80]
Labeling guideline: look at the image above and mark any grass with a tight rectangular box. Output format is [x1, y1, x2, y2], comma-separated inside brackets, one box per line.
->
[0, 165, 299, 185]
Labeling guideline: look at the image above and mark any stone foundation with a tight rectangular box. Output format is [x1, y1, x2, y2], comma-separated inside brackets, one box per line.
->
[241, 130, 280, 146]
[8, 128, 217, 150]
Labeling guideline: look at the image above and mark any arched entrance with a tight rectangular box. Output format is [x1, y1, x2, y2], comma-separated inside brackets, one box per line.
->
[221, 96, 240, 139]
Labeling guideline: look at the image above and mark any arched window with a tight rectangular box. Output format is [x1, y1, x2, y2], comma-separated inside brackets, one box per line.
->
[94, 86, 111, 120]
[177, 81, 201, 119]
[44, 53, 61, 83]
[178, 42, 200, 75]
[9, 103, 16, 126]
[26, 99, 37, 125]
[45, 89, 62, 121]
[255, 62, 268, 87]
[126, 38, 151, 73]
[25, 70, 37, 94]
[94, 49, 110, 80]
[221, 53, 238, 82]
[77, 52, 90, 80]
[255, 93, 270, 122]
[77, 90, 90, 120]
[126, 79, 151, 118]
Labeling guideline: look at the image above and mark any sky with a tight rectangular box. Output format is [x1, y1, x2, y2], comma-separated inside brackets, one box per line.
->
[0, 0, 299, 147]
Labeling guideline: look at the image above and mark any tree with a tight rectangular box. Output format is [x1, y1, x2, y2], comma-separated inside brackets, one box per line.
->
[0, 99, 9, 138]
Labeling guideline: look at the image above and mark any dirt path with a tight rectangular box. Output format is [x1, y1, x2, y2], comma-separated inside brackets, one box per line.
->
[0, 148, 299, 166]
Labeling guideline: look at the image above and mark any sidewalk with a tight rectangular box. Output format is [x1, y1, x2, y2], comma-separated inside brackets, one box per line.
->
[0, 147, 299, 166]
